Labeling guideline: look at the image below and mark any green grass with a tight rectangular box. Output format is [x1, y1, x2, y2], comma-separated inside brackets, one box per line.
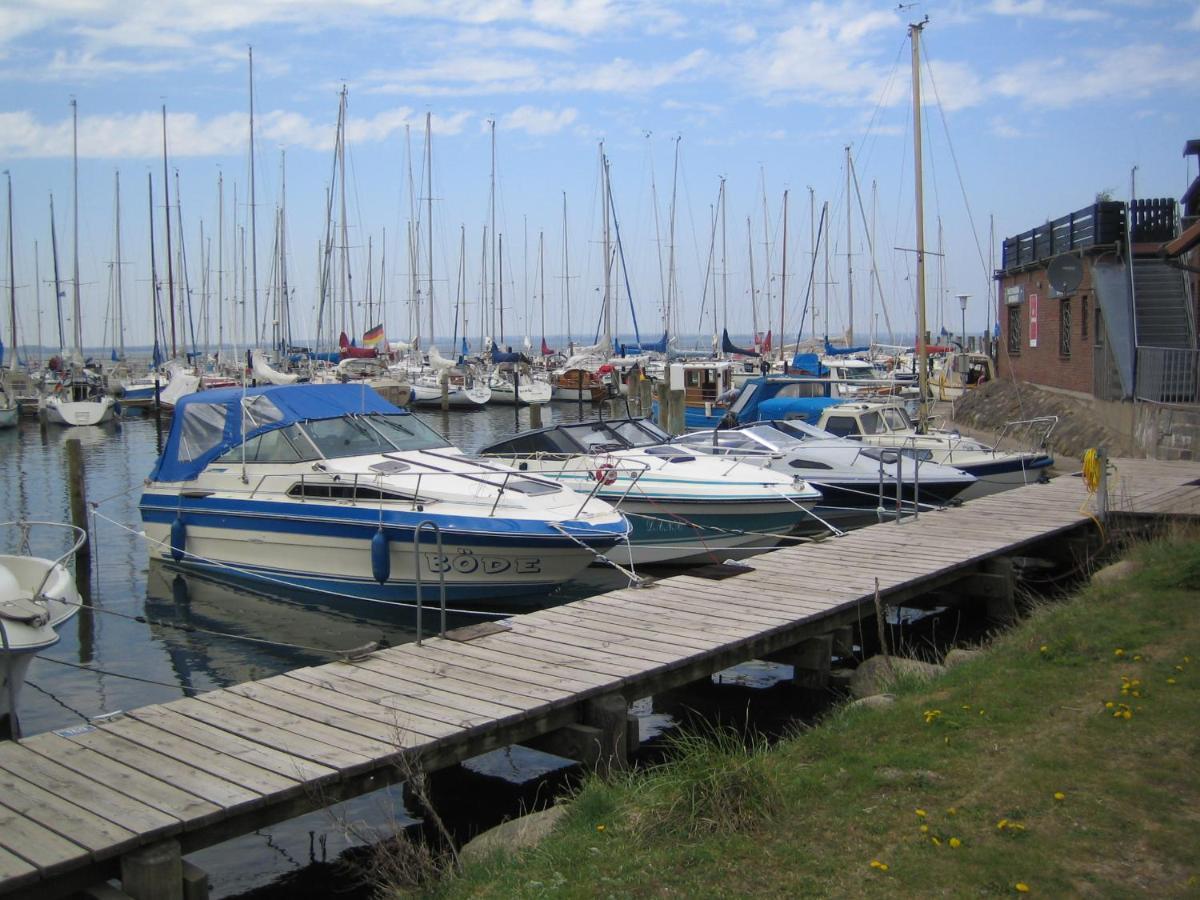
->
[424, 529, 1200, 899]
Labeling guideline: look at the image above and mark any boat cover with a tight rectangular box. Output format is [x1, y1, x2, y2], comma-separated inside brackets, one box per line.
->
[149, 383, 403, 483]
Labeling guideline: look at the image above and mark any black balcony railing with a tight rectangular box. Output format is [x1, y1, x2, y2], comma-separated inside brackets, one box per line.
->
[1001, 201, 1126, 271]
[1129, 198, 1177, 244]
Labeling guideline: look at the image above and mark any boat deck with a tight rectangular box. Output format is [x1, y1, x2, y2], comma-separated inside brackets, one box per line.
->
[0, 457, 1197, 897]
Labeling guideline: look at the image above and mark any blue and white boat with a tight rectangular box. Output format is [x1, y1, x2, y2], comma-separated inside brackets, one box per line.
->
[478, 417, 824, 566]
[139, 384, 629, 605]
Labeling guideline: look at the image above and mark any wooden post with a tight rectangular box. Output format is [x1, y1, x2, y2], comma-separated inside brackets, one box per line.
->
[668, 389, 685, 436]
[639, 376, 653, 416]
[787, 635, 833, 689]
[121, 839, 183, 900]
[831, 626, 855, 660]
[583, 693, 628, 773]
[181, 861, 210, 900]
[528, 402, 543, 429]
[65, 437, 91, 574]
[440, 376, 449, 411]
[656, 382, 670, 430]
[981, 556, 1017, 625]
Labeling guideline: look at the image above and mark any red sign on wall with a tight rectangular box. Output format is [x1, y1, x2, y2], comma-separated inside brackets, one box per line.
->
[1029, 293, 1039, 348]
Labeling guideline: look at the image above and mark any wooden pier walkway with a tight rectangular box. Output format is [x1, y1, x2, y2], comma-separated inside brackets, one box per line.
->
[1, 458, 1197, 898]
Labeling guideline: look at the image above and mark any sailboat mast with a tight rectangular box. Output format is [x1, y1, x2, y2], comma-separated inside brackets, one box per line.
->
[719, 176, 727, 335]
[489, 120, 497, 340]
[778, 189, 788, 363]
[846, 145, 854, 344]
[114, 170, 125, 359]
[870, 179, 878, 346]
[248, 46, 260, 347]
[6, 173, 14, 367]
[147, 174, 159, 364]
[426, 112, 434, 347]
[538, 230, 545, 346]
[561, 193, 571, 352]
[747, 217, 757, 339]
[71, 98, 83, 360]
[49, 194, 65, 355]
[910, 17, 930, 429]
[601, 144, 610, 342]
[217, 171, 224, 362]
[161, 104, 175, 357]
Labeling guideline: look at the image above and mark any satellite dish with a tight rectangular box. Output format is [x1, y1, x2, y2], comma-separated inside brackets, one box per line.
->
[1047, 254, 1084, 295]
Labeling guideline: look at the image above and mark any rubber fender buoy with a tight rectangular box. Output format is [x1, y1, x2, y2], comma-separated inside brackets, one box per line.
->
[170, 516, 187, 562]
[371, 527, 390, 585]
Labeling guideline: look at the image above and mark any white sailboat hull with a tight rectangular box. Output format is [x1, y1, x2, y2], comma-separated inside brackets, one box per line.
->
[41, 395, 116, 426]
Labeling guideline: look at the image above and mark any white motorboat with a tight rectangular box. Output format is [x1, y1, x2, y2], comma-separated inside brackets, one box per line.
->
[814, 401, 1056, 500]
[139, 384, 628, 605]
[0, 521, 84, 739]
[479, 417, 824, 566]
[672, 421, 977, 529]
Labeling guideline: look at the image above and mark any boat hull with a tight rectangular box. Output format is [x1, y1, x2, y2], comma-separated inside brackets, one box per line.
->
[409, 383, 491, 408]
[139, 494, 626, 605]
[41, 396, 116, 426]
[956, 455, 1054, 500]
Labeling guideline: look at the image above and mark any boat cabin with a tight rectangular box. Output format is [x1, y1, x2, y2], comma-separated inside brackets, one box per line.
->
[676, 360, 733, 405]
[480, 418, 675, 459]
[814, 402, 914, 439]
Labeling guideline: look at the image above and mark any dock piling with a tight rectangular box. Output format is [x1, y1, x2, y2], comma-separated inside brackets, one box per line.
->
[65, 437, 91, 576]
[121, 839, 183, 900]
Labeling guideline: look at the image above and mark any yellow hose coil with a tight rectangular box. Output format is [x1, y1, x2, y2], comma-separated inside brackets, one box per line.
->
[1082, 448, 1102, 493]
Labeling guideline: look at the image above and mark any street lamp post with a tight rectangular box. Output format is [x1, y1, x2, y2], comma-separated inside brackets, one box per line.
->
[957, 294, 969, 350]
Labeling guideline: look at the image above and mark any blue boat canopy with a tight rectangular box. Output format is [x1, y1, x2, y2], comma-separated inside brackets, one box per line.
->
[149, 383, 404, 483]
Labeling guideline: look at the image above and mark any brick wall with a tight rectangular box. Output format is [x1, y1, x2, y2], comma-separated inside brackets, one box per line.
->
[996, 264, 1097, 395]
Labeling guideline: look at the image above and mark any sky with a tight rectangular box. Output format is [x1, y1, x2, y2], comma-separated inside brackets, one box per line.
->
[1, 0, 1198, 358]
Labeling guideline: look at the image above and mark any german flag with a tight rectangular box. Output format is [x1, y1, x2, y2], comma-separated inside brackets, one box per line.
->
[362, 323, 385, 348]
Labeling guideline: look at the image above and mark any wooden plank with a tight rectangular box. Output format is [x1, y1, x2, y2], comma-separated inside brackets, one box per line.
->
[265, 673, 452, 742]
[0, 743, 180, 838]
[507, 616, 687, 664]
[374, 652, 580, 710]
[534, 606, 724, 652]
[347, 657, 543, 718]
[128, 705, 338, 786]
[0, 769, 138, 857]
[229, 680, 415, 746]
[655, 578, 853, 615]
[565, 600, 758, 646]
[22, 734, 222, 828]
[102, 713, 303, 799]
[60, 726, 266, 813]
[478, 631, 648, 679]
[404, 639, 610, 692]
[286, 665, 501, 731]
[607, 581, 817, 620]
[190, 692, 389, 769]
[0, 844, 37, 890]
[0, 797, 90, 874]
[634, 584, 833, 627]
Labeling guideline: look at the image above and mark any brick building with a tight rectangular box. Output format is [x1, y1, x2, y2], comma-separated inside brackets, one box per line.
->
[995, 144, 1197, 404]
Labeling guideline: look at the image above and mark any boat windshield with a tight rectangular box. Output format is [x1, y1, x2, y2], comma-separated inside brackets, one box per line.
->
[560, 422, 631, 451]
[302, 414, 450, 459]
[768, 419, 835, 442]
[878, 406, 912, 431]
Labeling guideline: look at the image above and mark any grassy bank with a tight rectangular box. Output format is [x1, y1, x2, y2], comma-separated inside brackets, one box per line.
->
[411, 530, 1199, 898]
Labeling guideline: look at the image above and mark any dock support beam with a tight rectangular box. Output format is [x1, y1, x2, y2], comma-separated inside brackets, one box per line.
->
[656, 382, 670, 430]
[981, 556, 1017, 625]
[528, 402, 543, 429]
[121, 839, 182, 900]
[786, 635, 834, 689]
[639, 377, 653, 415]
[668, 389, 685, 435]
[524, 693, 629, 772]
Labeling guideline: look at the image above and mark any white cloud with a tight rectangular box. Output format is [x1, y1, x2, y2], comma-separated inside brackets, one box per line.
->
[738, 3, 901, 105]
[1187, 4, 1200, 29]
[0, 105, 462, 158]
[989, 116, 1023, 138]
[990, 43, 1200, 108]
[499, 105, 578, 134]
[988, 0, 1108, 23]
[730, 23, 757, 44]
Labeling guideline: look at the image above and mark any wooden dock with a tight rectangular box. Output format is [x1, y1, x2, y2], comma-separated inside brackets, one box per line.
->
[1, 457, 1197, 898]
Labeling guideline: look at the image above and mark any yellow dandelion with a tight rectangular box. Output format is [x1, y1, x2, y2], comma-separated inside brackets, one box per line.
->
[949, 837, 962, 848]
[1105, 701, 1114, 708]
[1015, 882, 1030, 893]
[915, 808, 927, 817]
[1008, 823, 1026, 832]
[962, 704, 971, 710]
[1121, 710, 1132, 720]
[1133, 654, 1142, 661]
[1167, 677, 1177, 685]
[1176, 665, 1185, 672]
[919, 824, 929, 834]
[869, 859, 883, 869]
[1114, 648, 1125, 657]
[997, 819, 1008, 830]
[1053, 792, 1066, 801]
[931, 836, 941, 846]
[1039, 644, 1048, 653]
[596, 824, 606, 832]
[979, 709, 986, 716]
[947, 807, 958, 815]
[1185, 656, 1191, 663]
[1131, 691, 1141, 698]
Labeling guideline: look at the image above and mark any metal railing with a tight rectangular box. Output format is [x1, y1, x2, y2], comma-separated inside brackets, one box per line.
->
[1, 519, 89, 603]
[412, 520, 446, 646]
[1135, 346, 1200, 404]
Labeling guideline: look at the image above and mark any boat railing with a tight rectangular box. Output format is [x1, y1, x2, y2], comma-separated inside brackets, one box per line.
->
[993, 416, 1059, 455]
[412, 520, 447, 646]
[874, 440, 922, 523]
[1, 519, 88, 602]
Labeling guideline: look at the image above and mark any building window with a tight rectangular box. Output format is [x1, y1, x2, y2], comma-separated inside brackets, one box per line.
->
[1081, 295, 1089, 340]
[1060, 299, 1072, 357]
[1007, 305, 1021, 354]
